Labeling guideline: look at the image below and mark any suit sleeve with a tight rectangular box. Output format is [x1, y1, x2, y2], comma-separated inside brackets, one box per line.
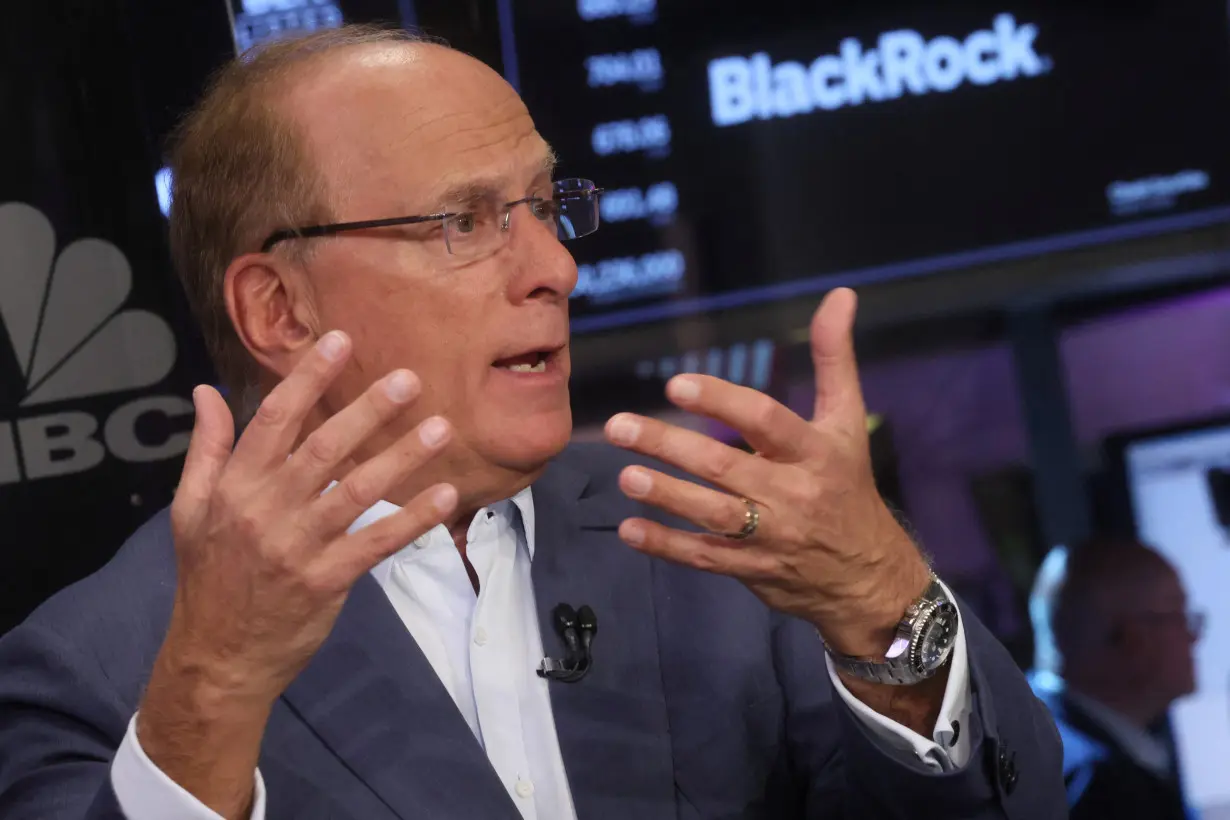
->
[0, 618, 136, 819]
[824, 582, 973, 772]
[774, 601, 1069, 819]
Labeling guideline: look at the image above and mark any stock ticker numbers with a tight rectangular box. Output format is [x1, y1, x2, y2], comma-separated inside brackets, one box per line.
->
[508, 0, 685, 317]
[510, 1, 1230, 333]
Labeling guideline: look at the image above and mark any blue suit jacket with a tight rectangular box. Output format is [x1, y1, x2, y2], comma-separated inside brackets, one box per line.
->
[1031, 682, 1189, 820]
[0, 443, 1065, 819]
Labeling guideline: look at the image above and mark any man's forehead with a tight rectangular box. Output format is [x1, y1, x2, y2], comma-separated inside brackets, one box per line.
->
[429, 146, 558, 202]
[285, 42, 546, 207]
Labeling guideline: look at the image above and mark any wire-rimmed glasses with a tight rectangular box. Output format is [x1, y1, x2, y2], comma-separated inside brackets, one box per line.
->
[259, 178, 604, 261]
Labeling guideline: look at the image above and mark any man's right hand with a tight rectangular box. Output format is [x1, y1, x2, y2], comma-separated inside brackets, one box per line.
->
[135, 331, 457, 819]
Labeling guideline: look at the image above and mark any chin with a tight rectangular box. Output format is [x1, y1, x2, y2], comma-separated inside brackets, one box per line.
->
[481, 407, 573, 472]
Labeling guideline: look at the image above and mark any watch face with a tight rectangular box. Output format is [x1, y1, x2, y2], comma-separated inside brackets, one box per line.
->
[914, 603, 959, 673]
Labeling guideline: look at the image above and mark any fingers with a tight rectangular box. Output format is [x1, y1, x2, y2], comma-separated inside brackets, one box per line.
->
[281, 369, 422, 499]
[229, 331, 352, 473]
[171, 385, 235, 535]
[319, 483, 458, 583]
[810, 288, 866, 424]
[619, 465, 766, 539]
[618, 517, 778, 581]
[660, 374, 815, 461]
[306, 413, 455, 537]
[605, 413, 773, 496]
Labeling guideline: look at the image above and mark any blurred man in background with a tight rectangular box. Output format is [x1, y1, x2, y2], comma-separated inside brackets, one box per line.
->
[1029, 536, 1203, 820]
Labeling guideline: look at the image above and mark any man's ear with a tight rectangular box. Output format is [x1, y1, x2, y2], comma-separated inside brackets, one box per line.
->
[224, 252, 319, 380]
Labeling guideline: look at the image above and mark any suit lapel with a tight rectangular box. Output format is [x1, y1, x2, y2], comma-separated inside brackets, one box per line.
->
[281, 574, 519, 820]
[531, 459, 677, 820]
[1059, 694, 1131, 761]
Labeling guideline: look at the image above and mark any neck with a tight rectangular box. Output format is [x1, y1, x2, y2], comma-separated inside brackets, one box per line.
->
[293, 404, 549, 533]
[411, 453, 546, 543]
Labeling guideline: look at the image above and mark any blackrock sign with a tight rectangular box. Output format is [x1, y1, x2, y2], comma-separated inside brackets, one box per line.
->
[708, 13, 1051, 126]
[0, 202, 193, 485]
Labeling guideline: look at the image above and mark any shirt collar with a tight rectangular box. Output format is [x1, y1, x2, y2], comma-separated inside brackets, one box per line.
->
[350, 486, 536, 587]
[1064, 688, 1172, 778]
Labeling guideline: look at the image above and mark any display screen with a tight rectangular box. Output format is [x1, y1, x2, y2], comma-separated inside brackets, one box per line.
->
[502, 0, 1230, 332]
[1125, 425, 1230, 820]
[230, 0, 345, 53]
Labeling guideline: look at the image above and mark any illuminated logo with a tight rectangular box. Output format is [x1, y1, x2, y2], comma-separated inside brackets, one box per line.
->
[0, 203, 191, 484]
[709, 14, 1051, 127]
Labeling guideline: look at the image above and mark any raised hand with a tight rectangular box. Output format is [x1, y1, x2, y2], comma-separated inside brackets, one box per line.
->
[139, 331, 457, 818]
[603, 288, 931, 661]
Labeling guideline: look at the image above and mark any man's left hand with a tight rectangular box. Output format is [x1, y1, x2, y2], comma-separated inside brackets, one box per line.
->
[604, 288, 932, 661]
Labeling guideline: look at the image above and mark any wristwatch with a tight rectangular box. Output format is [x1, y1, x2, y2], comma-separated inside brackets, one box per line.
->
[823, 574, 959, 686]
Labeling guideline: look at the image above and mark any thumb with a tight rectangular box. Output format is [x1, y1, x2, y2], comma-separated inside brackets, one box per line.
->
[810, 288, 866, 424]
[171, 385, 235, 535]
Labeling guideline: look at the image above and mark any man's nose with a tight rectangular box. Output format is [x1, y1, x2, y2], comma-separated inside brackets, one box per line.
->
[506, 211, 579, 304]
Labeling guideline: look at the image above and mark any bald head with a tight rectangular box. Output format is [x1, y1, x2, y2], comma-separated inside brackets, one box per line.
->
[169, 26, 443, 409]
[1030, 536, 1197, 721]
[1034, 537, 1176, 658]
[278, 41, 534, 220]
[176, 22, 578, 507]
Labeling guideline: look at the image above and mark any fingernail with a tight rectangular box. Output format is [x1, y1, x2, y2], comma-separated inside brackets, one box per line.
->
[432, 484, 457, 512]
[318, 331, 348, 361]
[667, 376, 701, 403]
[607, 414, 641, 446]
[384, 371, 417, 403]
[419, 416, 450, 447]
[621, 521, 645, 546]
[623, 468, 652, 497]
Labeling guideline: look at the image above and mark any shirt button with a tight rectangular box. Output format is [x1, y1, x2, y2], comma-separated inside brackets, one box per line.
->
[515, 780, 534, 798]
[473, 627, 489, 646]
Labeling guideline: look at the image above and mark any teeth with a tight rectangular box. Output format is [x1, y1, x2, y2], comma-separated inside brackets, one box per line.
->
[505, 360, 547, 373]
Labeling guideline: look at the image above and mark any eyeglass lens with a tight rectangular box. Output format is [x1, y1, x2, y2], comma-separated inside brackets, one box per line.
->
[442, 178, 600, 256]
[553, 178, 600, 241]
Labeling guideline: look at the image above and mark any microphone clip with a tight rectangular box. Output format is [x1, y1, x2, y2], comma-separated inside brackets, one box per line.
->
[537, 603, 597, 684]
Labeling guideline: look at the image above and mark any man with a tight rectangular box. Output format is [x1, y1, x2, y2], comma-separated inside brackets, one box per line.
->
[1029, 537, 1202, 819]
[0, 25, 1065, 820]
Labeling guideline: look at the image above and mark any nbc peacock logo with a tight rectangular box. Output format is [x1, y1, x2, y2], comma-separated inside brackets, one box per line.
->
[0, 202, 193, 485]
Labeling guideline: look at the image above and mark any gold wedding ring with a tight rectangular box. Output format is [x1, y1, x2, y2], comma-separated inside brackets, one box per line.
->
[726, 497, 760, 541]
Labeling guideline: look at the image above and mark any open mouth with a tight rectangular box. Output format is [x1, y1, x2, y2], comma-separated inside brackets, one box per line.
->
[493, 348, 555, 374]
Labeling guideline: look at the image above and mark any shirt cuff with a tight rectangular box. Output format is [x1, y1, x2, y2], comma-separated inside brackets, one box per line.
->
[111, 713, 267, 820]
[825, 583, 974, 773]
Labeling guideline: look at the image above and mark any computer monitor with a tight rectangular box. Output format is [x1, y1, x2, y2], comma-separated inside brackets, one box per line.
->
[501, 0, 1230, 333]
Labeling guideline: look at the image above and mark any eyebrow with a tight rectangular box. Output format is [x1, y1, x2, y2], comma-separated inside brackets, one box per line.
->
[431, 148, 559, 210]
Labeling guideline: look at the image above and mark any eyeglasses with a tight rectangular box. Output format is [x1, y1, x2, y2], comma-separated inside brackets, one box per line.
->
[259, 178, 604, 260]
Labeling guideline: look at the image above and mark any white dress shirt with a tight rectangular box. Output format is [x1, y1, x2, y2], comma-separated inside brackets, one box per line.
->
[112, 488, 974, 819]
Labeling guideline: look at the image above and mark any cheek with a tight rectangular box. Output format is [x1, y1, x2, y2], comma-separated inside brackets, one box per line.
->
[311, 255, 499, 401]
